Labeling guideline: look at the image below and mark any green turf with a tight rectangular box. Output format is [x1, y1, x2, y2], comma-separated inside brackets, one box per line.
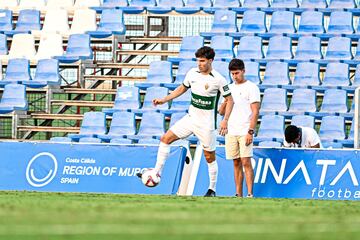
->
[0, 191, 360, 240]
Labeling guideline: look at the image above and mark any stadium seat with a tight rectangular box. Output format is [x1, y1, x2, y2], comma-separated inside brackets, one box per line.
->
[128, 112, 165, 139]
[230, 10, 266, 37]
[255, 115, 285, 142]
[161, 90, 191, 114]
[0, 34, 8, 57]
[270, 0, 298, 8]
[323, 37, 352, 61]
[35, 33, 63, 60]
[170, 112, 187, 127]
[97, 111, 136, 141]
[328, 0, 355, 9]
[132, 87, 169, 114]
[203, 0, 240, 13]
[54, 34, 93, 63]
[299, 0, 327, 8]
[70, 9, 97, 35]
[164, 60, 197, 89]
[211, 36, 234, 61]
[236, 36, 264, 60]
[297, 11, 325, 35]
[8, 33, 36, 60]
[322, 141, 343, 149]
[313, 89, 348, 117]
[136, 61, 173, 89]
[87, 9, 126, 38]
[0, 0, 18, 9]
[287, 88, 317, 114]
[0, 84, 28, 114]
[262, 11, 295, 37]
[137, 138, 160, 144]
[68, 112, 107, 141]
[102, 86, 140, 114]
[110, 138, 132, 144]
[262, 61, 290, 87]
[292, 62, 320, 87]
[92, 0, 129, 11]
[244, 61, 261, 84]
[79, 137, 102, 143]
[22, 59, 60, 88]
[119, 0, 156, 14]
[201, 10, 238, 37]
[242, 0, 269, 8]
[18, 0, 46, 10]
[175, 0, 212, 14]
[46, 0, 74, 10]
[326, 11, 354, 35]
[168, 36, 204, 63]
[5, 9, 40, 35]
[293, 36, 322, 61]
[291, 115, 315, 128]
[38, 9, 69, 35]
[146, 0, 183, 14]
[265, 36, 293, 60]
[258, 141, 282, 147]
[0, 10, 12, 32]
[321, 62, 349, 88]
[0, 59, 31, 87]
[49, 137, 72, 143]
[213, 60, 232, 83]
[319, 116, 345, 141]
[260, 88, 288, 114]
[74, 0, 101, 8]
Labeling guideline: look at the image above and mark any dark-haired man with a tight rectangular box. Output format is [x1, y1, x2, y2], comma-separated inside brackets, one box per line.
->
[219, 58, 260, 198]
[138, 46, 234, 197]
[284, 125, 322, 148]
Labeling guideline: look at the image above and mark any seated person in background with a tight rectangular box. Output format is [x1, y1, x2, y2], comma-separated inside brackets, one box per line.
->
[283, 125, 322, 148]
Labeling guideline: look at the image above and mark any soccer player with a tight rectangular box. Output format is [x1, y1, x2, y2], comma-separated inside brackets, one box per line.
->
[137, 46, 234, 197]
[283, 125, 322, 148]
[219, 59, 260, 198]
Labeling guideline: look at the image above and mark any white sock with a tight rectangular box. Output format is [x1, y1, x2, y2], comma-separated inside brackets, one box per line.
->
[154, 142, 170, 175]
[207, 161, 218, 191]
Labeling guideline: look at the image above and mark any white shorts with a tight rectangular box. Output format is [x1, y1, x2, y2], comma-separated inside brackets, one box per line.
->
[170, 114, 217, 152]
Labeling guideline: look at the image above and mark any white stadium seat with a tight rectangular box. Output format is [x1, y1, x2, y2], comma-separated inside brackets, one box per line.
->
[36, 33, 64, 60]
[18, 0, 46, 10]
[38, 9, 70, 35]
[74, 0, 101, 8]
[8, 33, 36, 60]
[0, 0, 19, 9]
[70, 9, 97, 34]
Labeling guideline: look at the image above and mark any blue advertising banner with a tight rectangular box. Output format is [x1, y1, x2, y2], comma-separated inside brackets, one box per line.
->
[192, 147, 360, 200]
[0, 142, 187, 195]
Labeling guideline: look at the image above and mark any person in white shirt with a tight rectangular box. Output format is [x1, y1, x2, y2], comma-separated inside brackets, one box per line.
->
[283, 125, 322, 148]
[219, 59, 260, 198]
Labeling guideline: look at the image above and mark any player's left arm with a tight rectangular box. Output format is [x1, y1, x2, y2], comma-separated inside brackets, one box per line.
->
[245, 102, 260, 146]
[219, 94, 234, 136]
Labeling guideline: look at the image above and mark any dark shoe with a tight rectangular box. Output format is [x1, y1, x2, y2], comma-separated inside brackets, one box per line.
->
[136, 172, 142, 179]
[235, 194, 242, 198]
[204, 189, 216, 197]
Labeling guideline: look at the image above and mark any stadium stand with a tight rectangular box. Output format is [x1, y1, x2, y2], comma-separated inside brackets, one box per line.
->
[0, 84, 28, 114]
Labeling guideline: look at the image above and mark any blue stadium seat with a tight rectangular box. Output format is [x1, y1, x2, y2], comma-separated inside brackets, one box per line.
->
[236, 36, 264, 60]
[137, 138, 160, 144]
[201, 10, 238, 37]
[110, 138, 133, 144]
[161, 90, 191, 114]
[297, 11, 325, 35]
[133, 87, 169, 114]
[262, 61, 290, 87]
[322, 141, 343, 149]
[0, 84, 28, 114]
[68, 112, 107, 141]
[175, 0, 212, 14]
[119, 0, 156, 14]
[79, 137, 102, 143]
[326, 11, 354, 35]
[292, 62, 320, 87]
[321, 62, 349, 88]
[22, 59, 60, 88]
[244, 61, 261, 84]
[242, 0, 269, 8]
[87, 9, 126, 38]
[258, 141, 282, 147]
[92, 0, 129, 11]
[291, 115, 315, 128]
[211, 36, 235, 61]
[97, 111, 136, 141]
[287, 88, 317, 114]
[299, 0, 327, 8]
[168, 36, 204, 63]
[0, 59, 31, 87]
[255, 115, 285, 142]
[229, 10, 266, 37]
[265, 36, 293, 60]
[164, 61, 196, 89]
[170, 112, 187, 127]
[319, 116, 345, 141]
[323, 37, 352, 61]
[213, 60, 232, 83]
[128, 112, 165, 139]
[49, 137, 72, 143]
[312, 89, 348, 117]
[260, 88, 287, 114]
[293, 36, 322, 61]
[264, 11, 295, 36]
[203, 0, 240, 13]
[54, 34, 93, 63]
[136, 61, 173, 89]
[0, 10, 12, 32]
[328, 0, 355, 9]
[147, 0, 184, 14]
[0, 34, 8, 56]
[5, 9, 40, 35]
[270, 0, 298, 8]
[103, 86, 140, 114]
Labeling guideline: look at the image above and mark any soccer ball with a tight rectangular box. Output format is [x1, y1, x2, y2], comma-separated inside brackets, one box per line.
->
[141, 168, 161, 187]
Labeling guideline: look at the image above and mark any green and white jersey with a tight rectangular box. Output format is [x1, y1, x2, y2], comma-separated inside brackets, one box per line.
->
[183, 67, 231, 130]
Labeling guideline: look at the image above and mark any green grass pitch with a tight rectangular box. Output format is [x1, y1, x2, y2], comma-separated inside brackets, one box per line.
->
[0, 191, 360, 239]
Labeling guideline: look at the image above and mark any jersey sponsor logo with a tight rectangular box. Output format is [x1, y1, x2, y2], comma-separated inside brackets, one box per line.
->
[191, 93, 216, 110]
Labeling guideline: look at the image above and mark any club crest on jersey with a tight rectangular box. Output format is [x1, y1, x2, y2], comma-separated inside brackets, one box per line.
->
[205, 83, 209, 90]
